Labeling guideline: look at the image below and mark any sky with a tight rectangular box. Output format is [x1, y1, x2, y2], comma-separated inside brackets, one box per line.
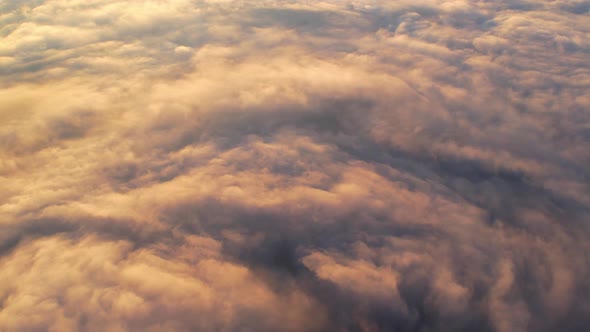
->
[0, 0, 589, 331]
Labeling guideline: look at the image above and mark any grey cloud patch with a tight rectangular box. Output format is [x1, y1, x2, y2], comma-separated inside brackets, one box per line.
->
[560, 1, 590, 14]
[1, 0, 590, 331]
[248, 8, 335, 31]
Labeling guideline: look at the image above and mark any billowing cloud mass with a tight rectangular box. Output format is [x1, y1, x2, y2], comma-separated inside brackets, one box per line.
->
[1, 0, 589, 331]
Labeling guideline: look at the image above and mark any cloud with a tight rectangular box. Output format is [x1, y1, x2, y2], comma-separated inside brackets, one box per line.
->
[0, 235, 324, 331]
[0, 0, 589, 331]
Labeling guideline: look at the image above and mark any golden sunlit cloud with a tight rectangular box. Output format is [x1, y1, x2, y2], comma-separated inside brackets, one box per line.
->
[1, 0, 589, 331]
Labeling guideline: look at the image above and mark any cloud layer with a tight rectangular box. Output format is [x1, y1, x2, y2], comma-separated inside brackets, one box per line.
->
[1, 0, 589, 331]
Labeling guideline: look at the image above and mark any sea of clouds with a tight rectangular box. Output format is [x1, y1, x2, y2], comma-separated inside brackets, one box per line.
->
[0, 0, 589, 331]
